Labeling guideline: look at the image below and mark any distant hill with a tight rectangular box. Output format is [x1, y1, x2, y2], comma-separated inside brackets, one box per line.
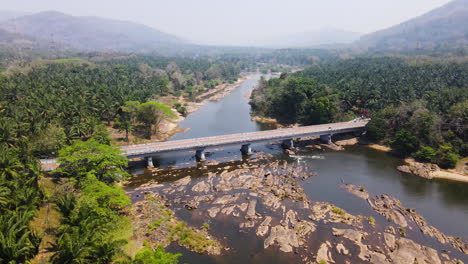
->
[0, 11, 188, 53]
[264, 29, 361, 48]
[358, 0, 468, 52]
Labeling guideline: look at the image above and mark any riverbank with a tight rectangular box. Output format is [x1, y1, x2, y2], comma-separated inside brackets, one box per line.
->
[109, 74, 253, 146]
[398, 158, 468, 183]
[252, 115, 468, 184]
[126, 154, 467, 263]
[362, 143, 468, 183]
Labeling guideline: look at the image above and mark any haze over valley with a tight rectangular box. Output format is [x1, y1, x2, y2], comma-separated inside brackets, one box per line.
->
[0, 1, 467, 264]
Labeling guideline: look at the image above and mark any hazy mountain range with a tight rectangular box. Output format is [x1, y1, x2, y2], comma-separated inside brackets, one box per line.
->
[0, 11, 188, 53]
[0, 0, 467, 54]
[358, 0, 468, 52]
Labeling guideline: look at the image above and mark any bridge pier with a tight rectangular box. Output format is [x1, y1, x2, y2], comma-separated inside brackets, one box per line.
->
[353, 129, 366, 136]
[195, 148, 206, 162]
[240, 144, 253, 156]
[282, 139, 294, 149]
[146, 156, 154, 168]
[320, 134, 332, 144]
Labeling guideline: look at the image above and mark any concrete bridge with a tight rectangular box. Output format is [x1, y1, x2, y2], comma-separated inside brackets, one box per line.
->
[41, 119, 368, 171]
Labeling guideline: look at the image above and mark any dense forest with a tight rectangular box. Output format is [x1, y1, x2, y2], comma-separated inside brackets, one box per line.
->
[0, 54, 243, 263]
[0, 56, 241, 155]
[251, 57, 468, 168]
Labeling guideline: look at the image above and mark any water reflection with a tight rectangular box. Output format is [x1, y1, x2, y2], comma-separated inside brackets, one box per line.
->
[128, 73, 468, 245]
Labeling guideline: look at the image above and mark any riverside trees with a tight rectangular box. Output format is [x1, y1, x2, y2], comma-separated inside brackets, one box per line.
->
[250, 57, 468, 167]
[0, 56, 241, 155]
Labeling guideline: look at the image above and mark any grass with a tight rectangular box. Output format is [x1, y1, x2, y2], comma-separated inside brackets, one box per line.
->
[167, 222, 217, 253]
[368, 216, 375, 225]
[29, 202, 61, 264]
[318, 260, 327, 264]
[332, 207, 345, 215]
[399, 227, 406, 237]
[147, 209, 173, 232]
[38, 58, 85, 64]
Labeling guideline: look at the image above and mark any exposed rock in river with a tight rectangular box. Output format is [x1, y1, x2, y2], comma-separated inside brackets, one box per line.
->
[129, 159, 467, 263]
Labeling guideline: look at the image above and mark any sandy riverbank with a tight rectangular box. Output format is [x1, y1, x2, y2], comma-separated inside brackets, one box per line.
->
[109, 75, 254, 146]
[366, 143, 468, 183]
[398, 158, 468, 183]
[254, 114, 468, 184]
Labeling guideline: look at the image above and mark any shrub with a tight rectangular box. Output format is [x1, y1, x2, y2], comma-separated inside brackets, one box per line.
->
[331, 207, 345, 215]
[133, 246, 181, 264]
[415, 146, 437, 162]
[392, 130, 419, 156]
[436, 145, 459, 169]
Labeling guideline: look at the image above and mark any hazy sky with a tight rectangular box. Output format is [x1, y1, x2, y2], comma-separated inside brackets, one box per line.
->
[1, 0, 452, 46]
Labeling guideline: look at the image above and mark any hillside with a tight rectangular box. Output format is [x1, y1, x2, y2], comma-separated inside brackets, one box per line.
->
[358, 0, 468, 52]
[0, 11, 188, 53]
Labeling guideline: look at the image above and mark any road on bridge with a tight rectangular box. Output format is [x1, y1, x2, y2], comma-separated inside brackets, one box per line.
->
[40, 119, 368, 171]
[121, 120, 368, 158]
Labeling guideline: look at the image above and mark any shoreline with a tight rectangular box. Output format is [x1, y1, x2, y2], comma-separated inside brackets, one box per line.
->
[251, 114, 468, 184]
[110, 74, 255, 146]
[366, 144, 468, 183]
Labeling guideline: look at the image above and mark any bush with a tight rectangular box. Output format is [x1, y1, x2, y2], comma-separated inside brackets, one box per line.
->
[366, 116, 387, 141]
[331, 207, 345, 215]
[436, 146, 459, 169]
[415, 146, 437, 162]
[392, 130, 419, 156]
[132, 246, 181, 264]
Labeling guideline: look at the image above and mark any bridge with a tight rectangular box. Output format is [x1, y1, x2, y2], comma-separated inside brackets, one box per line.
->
[40, 119, 368, 170]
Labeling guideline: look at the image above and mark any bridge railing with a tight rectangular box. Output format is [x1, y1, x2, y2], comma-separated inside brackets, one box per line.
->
[123, 121, 368, 157]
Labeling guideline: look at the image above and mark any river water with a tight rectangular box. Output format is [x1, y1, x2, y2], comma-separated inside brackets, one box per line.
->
[127, 74, 468, 262]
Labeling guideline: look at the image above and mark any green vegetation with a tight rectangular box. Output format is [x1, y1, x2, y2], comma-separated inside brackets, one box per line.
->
[331, 207, 345, 215]
[167, 222, 217, 253]
[137, 102, 176, 139]
[132, 246, 181, 264]
[0, 142, 42, 263]
[0, 56, 241, 155]
[368, 216, 376, 225]
[51, 140, 132, 263]
[148, 210, 173, 232]
[57, 139, 129, 184]
[399, 227, 407, 237]
[251, 57, 468, 167]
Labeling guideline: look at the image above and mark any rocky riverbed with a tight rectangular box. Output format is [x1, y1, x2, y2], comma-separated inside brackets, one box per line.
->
[127, 154, 467, 263]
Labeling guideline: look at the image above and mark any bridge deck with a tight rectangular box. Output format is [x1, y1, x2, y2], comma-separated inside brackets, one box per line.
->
[40, 120, 368, 170]
[122, 120, 368, 158]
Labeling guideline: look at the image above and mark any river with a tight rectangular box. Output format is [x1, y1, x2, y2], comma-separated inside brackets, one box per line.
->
[126, 74, 468, 262]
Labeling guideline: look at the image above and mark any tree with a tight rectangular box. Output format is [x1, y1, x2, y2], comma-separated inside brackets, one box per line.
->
[91, 124, 112, 145]
[57, 139, 129, 184]
[392, 130, 419, 156]
[30, 123, 67, 156]
[115, 115, 134, 142]
[132, 246, 181, 264]
[137, 102, 175, 139]
[436, 145, 459, 169]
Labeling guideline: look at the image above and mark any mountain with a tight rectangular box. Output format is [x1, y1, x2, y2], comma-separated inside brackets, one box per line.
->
[0, 11, 188, 53]
[264, 29, 361, 48]
[358, 0, 468, 52]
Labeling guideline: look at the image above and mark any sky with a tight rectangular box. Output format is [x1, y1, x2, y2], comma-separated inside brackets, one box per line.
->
[0, 0, 453, 46]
